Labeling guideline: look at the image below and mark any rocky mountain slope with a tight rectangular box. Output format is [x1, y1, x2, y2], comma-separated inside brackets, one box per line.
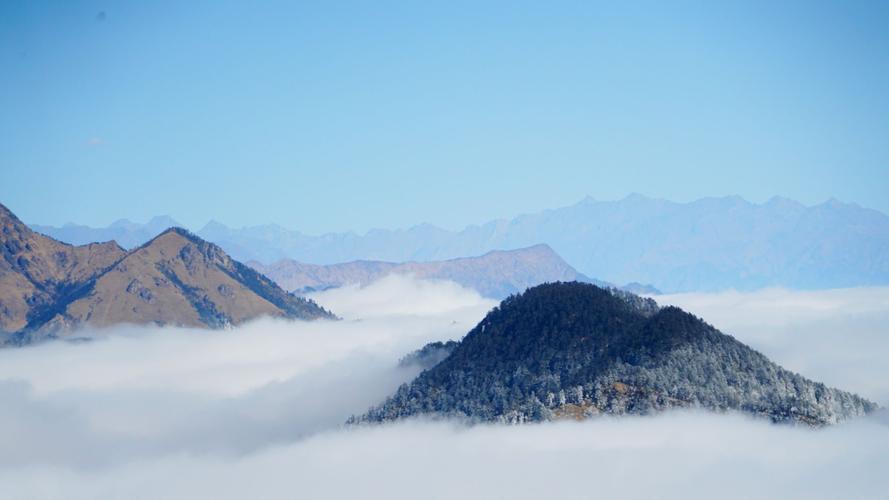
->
[249, 244, 620, 298]
[34, 195, 889, 291]
[1, 203, 126, 333]
[1, 204, 333, 345]
[355, 282, 876, 426]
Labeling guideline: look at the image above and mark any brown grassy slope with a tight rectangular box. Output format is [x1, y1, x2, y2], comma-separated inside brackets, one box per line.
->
[2, 202, 333, 341]
[52, 228, 334, 330]
[0, 203, 125, 332]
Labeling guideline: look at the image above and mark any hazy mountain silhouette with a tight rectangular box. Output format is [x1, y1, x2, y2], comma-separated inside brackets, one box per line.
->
[30, 195, 889, 291]
[32, 216, 183, 249]
[249, 244, 637, 299]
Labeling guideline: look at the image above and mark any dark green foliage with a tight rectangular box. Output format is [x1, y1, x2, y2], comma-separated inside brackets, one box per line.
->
[356, 282, 877, 426]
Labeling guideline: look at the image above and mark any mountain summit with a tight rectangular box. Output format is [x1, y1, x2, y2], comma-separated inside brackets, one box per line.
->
[1, 204, 334, 345]
[1, 203, 126, 333]
[249, 244, 622, 298]
[356, 282, 876, 426]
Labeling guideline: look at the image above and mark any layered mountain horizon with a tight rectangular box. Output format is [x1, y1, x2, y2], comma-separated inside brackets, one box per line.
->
[249, 244, 656, 299]
[29, 194, 889, 292]
[2, 200, 882, 426]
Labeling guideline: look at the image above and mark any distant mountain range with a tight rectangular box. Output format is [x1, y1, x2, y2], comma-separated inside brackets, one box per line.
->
[248, 244, 654, 299]
[1, 204, 333, 345]
[355, 282, 876, 426]
[29, 194, 889, 292]
[31, 216, 182, 250]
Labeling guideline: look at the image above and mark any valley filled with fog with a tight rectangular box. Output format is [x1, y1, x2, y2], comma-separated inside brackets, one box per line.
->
[0, 276, 886, 499]
[5, 2, 887, 497]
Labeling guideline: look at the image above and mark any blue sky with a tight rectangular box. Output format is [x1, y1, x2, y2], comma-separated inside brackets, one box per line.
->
[2, 0, 888, 233]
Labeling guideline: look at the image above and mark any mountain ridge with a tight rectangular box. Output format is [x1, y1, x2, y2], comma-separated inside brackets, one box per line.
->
[1, 202, 128, 333]
[354, 282, 876, 426]
[249, 244, 642, 299]
[31, 215, 183, 249]
[1, 204, 334, 345]
[29, 194, 889, 292]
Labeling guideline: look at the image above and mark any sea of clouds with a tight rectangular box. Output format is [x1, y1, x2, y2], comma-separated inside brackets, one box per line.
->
[0, 276, 887, 499]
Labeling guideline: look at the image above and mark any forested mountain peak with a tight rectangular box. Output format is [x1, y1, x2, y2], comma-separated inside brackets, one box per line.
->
[356, 282, 876, 426]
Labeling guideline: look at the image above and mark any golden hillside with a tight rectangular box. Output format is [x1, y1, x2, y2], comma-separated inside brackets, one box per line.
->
[0, 204, 334, 345]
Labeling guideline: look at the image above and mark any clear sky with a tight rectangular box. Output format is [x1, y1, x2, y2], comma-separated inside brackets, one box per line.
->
[2, 0, 888, 233]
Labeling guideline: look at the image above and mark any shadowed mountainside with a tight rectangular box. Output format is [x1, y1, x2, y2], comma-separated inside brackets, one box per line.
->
[1, 203, 126, 333]
[355, 282, 876, 426]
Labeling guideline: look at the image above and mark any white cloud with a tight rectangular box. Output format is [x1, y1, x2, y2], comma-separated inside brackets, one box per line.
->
[1, 414, 887, 500]
[0, 277, 495, 398]
[0, 281, 887, 499]
[0, 276, 495, 469]
[308, 273, 494, 318]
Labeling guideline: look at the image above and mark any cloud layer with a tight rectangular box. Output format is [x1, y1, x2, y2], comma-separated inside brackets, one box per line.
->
[2, 413, 887, 500]
[0, 279, 887, 499]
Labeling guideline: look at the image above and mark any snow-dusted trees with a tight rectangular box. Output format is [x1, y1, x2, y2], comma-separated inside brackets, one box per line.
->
[354, 282, 876, 426]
